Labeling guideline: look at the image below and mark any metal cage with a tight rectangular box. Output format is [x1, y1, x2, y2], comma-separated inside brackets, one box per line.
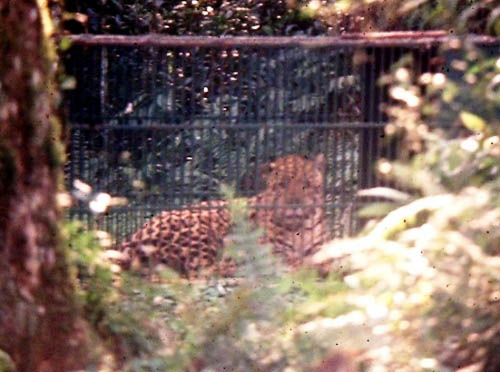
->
[63, 33, 498, 241]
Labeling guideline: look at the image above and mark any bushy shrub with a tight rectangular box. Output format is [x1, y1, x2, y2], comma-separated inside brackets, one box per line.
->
[63, 0, 500, 36]
[313, 44, 500, 371]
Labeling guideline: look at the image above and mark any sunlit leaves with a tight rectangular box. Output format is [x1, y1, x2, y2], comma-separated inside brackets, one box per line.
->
[460, 111, 486, 133]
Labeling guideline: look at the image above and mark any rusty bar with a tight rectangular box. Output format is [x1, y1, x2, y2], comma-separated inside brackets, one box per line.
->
[65, 32, 500, 48]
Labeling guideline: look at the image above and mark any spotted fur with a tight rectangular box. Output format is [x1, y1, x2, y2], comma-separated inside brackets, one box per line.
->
[117, 154, 329, 277]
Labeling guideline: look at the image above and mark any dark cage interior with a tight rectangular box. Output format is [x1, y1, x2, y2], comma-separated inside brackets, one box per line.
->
[63, 36, 441, 244]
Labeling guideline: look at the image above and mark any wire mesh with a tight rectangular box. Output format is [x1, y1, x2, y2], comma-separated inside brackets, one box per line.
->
[64, 37, 443, 241]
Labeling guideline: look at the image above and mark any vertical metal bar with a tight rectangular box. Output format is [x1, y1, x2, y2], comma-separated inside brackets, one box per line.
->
[322, 120, 333, 237]
[275, 47, 285, 161]
[339, 47, 349, 236]
[189, 47, 197, 200]
[322, 48, 330, 125]
[227, 48, 236, 192]
[315, 48, 323, 125]
[272, 47, 281, 145]
[100, 44, 108, 124]
[363, 48, 380, 188]
[180, 47, 189, 201]
[235, 48, 244, 197]
[374, 47, 386, 189]
[177, 45, 192, 254]
[244, 48, 255, 197]
[176, 48, 187, 207]
[103, 123, 110, 234]
[349, 45, 358, 235]
[304, 48, 311, 124]
[207, 48, 216, 185]
[358, 46, 376, 192]
[166, 48, 177, 209]
[90, 46, 99, 125]
[264, 48, 271, 127]
[283, 48, 291, 126]
[247, 47, 256, 127]
[332, 101, 340, 235]
[160, 48, 177, 208]
[332, 48, 340, 123]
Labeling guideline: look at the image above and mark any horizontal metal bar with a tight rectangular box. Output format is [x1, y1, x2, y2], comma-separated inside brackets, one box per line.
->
[65, 32, 499, 48]
[69, 202, 353, 214]
[70, 122, 388, 130]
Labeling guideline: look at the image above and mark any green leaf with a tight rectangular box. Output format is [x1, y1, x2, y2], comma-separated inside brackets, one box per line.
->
[60, 76, 77, 90]
[460, 111, 486, 133]
[59, 36, 72, 51]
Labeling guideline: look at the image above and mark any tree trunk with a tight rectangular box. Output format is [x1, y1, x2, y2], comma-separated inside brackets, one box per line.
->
[0, 0, 88, 370]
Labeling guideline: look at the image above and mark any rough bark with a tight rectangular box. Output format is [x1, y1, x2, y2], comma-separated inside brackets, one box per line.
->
[0, 0, 88, 370]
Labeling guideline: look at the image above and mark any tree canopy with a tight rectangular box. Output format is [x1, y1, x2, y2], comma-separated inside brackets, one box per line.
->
[63, 0, 500, 36]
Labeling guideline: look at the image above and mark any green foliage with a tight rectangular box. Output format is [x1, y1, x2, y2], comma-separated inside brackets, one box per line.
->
[161, 191, 302, 371]
[63, 221, 170, 369]
[65, 0, 324, 36]
[64, 0, 500, 36]
[313, 47, 500, 370]
[311, 0, 500, 35]
[67, 185, 363, 371]
[176, 197, 361, 371]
